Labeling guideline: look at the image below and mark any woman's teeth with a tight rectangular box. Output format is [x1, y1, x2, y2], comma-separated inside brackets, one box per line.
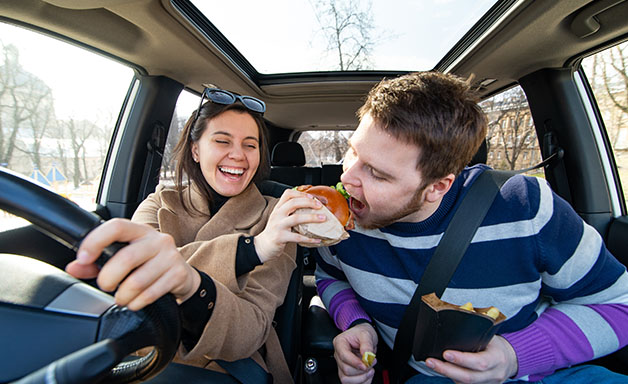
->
[219, 166, 244, 175]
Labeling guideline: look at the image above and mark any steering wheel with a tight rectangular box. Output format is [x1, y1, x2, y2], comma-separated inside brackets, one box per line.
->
[0, 168, 181, 383]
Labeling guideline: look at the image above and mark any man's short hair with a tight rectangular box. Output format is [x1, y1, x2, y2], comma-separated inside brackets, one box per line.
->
[358, 71, 487, 184]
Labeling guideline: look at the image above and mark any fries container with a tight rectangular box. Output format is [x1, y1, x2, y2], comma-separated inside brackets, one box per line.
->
[412, 293, 507, 361]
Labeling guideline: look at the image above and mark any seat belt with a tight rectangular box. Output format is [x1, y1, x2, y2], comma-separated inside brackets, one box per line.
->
[216, 358, 272, 384]
[516, 146, 563, 174]
[139, 121, 166, 200]
[390, 169, 512, 383]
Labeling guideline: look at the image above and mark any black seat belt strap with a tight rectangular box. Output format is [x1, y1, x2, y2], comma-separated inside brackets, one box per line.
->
[139, 122, 166, 200]
[216, 358, 272, 384]
[390, 169, 512, 382]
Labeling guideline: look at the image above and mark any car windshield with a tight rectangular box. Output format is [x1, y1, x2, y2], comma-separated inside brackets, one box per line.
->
[189, 0, 498, 74]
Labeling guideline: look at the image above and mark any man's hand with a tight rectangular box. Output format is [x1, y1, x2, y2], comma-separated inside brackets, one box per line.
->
[425, 335, 518, 384]
[333, 322, 378, 384]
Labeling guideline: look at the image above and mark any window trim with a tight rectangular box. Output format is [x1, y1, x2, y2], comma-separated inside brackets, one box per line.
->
[98, 78, 141, 206]
[574, 69, 625, 217]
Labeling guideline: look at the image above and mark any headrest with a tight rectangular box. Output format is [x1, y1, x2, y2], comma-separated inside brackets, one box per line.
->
[469, 139, 488, 166]
[271, 142, 306, 166]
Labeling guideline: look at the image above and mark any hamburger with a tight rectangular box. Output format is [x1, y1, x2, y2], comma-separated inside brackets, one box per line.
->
[293, 184, 354, 247]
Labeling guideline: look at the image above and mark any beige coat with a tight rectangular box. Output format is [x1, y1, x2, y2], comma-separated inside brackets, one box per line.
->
[132, 182, 296, 383]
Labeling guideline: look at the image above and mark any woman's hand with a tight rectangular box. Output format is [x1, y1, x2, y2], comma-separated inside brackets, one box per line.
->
[65, 218, 201, 311]
[254, 188, 327, 262]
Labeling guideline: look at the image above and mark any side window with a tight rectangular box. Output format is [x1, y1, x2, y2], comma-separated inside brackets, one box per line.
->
[479, 86, 542, 176]
[581, 41, 628, 204]
[297, 130, 353, 166]
[0, 22, 134, 231]
[159, 89, 200, 184]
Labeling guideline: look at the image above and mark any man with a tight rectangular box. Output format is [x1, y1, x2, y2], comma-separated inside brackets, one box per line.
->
[314, 71, 628, 383]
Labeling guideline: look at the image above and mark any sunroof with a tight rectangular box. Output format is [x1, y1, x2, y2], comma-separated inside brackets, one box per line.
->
[189, 0, 498, 75]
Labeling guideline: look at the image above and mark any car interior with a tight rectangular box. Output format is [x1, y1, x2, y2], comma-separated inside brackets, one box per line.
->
[1, 0, 628, 383]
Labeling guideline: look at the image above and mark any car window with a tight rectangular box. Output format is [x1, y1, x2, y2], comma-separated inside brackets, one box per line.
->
[0, 22, 134, 231]
[479, 86, 542, 176]
[297, 130, 353, 166]
[296, 89, 542, 173]
[581, 41, 628, 205]
[159, 89, 200, 185]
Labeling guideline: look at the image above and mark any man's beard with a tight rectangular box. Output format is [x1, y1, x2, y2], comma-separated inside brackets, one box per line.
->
[360, 187, 426, 229]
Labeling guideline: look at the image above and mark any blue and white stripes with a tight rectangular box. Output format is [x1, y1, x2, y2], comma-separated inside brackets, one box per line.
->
[315, 165, 628, 379]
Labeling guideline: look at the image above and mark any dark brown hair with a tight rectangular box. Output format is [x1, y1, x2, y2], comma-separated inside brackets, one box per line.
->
[172, 101, 270, 216]
[358, 71, 487, 186]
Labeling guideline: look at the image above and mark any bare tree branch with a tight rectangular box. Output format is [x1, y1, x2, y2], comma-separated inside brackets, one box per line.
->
[311, 0, 375, 71]
[480, 87, 536, 170]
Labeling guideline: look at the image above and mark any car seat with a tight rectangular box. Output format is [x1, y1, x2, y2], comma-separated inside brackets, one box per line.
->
[469, 139, 488, 166]
[321, 164, 343, 186]
[270, 142, 321, 186]
[258, 179, 305, 380]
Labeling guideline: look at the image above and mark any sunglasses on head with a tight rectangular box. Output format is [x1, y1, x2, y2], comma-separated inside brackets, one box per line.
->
[192, 88, 266, 126]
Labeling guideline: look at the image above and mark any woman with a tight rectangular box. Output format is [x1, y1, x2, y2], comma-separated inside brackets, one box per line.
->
[66, 87, 326, 383]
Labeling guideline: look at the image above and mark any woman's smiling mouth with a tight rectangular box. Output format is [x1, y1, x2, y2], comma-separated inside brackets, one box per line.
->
[218, 166, 245, 179]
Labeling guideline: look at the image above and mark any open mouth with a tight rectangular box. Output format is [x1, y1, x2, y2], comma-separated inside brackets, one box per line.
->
[218, 166, 245, 179]
[349, 196, 366, 214]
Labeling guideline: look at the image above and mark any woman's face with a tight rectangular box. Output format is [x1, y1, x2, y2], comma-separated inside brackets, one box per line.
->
[191, 110, 261, 197]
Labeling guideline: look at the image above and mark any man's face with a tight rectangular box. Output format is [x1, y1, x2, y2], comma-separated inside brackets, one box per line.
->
[340, 113, 427, 229]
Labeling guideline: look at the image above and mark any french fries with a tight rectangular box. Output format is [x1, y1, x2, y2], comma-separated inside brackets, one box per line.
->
[459, 302, 474, 311]
[485, 307, 500, 320]
[459, 302, 501, 320]
[362, 351, 376, 367]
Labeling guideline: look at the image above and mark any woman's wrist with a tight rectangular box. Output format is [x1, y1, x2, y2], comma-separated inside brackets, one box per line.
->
[176, 265, 202, 304]
[253, 235, 272, 263]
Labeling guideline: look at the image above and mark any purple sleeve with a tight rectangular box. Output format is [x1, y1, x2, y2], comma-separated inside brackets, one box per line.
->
[502, 179, 628, 379]
[502, 303, 628, 380]
[317, 278, 371, 331]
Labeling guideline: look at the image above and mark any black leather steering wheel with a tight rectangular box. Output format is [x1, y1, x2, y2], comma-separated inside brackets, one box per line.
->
[0, 168, 181, 383]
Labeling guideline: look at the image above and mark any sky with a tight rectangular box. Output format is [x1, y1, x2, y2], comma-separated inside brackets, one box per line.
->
[0, 22, 134, 122]
[193, 0, 496, 73]
[1, 0, 495, 120]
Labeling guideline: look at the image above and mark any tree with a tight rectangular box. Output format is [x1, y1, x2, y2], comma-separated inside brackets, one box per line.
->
[0, 42, 56, 172]
[480, 97, 499, 156]
[161, 109, 187, 181]
[14, 85, 55, 171]
[298, 130, 350, 166]
[303, 0, 380, 165]
[590, 42, 628, 148]
[93, 112, 115, 175]
[54, 134, 69, 181]
[601, 44, 627, 114]
[480, 87, 537, 170]
[1, 36, 119, 195]
[311, 0, 375, 70]
[0, 43, 29, 167]
[322, 130, 349, 162]
[62, 118, 98, 187]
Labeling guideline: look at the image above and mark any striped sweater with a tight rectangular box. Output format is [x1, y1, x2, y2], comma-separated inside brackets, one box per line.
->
[315, 165, 628, 380]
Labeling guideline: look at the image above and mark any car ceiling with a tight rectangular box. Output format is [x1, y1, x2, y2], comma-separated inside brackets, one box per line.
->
[1, 0, 627, 131]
